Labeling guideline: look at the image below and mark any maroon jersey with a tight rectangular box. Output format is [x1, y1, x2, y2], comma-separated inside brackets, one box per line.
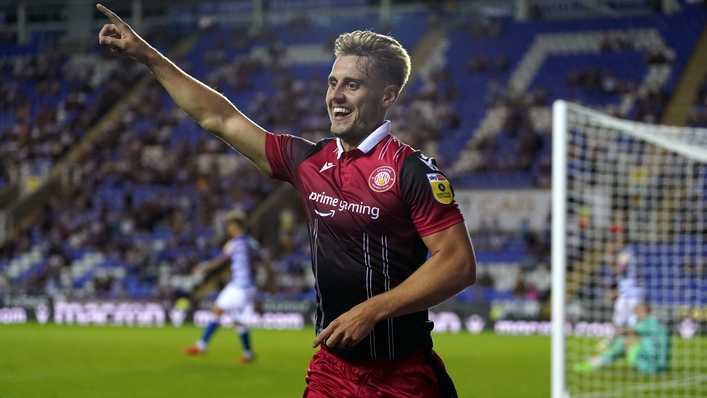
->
[266, 122, 465, 360]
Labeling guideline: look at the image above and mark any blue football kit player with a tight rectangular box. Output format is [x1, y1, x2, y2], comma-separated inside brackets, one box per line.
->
[184, 212, 259, 363]
[608, 231, 644, 334]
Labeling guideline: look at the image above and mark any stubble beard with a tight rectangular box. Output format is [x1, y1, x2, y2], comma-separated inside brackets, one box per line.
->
[331, 125, 369, 148]
[330, 114, 375, 147]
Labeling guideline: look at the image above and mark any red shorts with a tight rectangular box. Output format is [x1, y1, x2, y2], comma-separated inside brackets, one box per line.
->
[303, 346, 457, 398]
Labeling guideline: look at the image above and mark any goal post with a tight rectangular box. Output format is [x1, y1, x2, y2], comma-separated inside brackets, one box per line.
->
[552, 100, 569, 398]
[551, 100, 707, 398]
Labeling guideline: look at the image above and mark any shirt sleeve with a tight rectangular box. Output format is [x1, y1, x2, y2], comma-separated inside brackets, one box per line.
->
[220, 241, 234, 259]
[400, 152, 465, 237]
[265, 132, 317, 187]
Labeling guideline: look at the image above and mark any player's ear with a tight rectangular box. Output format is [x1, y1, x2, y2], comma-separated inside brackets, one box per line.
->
[381, 84, 399, 109]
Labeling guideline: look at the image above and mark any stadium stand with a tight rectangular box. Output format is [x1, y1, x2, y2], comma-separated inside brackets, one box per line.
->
[445, 7, 707, 189]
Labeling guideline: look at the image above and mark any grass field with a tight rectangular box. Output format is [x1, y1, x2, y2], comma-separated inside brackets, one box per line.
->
[566, 336, 707, 398]
[0, 323, 550, 397]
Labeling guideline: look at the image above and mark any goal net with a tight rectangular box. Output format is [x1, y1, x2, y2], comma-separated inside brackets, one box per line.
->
[551, 100, 707, 398]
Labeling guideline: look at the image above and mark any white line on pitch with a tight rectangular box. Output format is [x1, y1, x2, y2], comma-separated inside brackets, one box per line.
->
[573, 373, 707, 398]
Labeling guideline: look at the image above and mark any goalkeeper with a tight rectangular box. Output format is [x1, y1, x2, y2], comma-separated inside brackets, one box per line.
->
[575, 302, 670, 374]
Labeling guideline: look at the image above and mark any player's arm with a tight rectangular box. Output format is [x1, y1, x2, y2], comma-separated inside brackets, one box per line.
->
[605, 289, 618, 302]
[192, 256, 229, 274]
[96, 4, 271, 174]
[313, 222, 476, 348]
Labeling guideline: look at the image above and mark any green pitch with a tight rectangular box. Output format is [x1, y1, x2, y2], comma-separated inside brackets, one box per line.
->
[0, 323, 550, 398]
[566, 336, 707, 398]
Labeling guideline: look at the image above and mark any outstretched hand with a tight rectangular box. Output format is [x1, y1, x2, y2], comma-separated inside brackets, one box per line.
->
[96, 4, 152, 64]
[191, 263, 204, 275]
[311, 302, 379, 349]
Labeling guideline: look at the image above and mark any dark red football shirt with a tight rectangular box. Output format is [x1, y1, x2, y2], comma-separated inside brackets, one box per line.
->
[266, 121, 465, 360]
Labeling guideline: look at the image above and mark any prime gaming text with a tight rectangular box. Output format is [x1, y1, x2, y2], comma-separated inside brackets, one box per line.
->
[308, 191, 380, 219]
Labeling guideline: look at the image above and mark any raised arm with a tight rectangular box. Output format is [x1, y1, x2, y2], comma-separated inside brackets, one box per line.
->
[312, 221, 476, 348]
[96, 4, 271, 174]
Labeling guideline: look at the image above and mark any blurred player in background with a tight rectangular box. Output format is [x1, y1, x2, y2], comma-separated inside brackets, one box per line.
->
[183, 211, 258, 363]
[97, 4, 476, 397]
[606, 225, 644, 336]
[588, 223, 645, 365]
[574, 302, 670, 373]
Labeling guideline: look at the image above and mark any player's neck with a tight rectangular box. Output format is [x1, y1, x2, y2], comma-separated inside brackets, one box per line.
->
[337, 119, 389, 152]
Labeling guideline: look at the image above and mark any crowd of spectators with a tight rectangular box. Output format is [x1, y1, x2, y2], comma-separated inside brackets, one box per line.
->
[467, 54, 509, 74]
[387, 65, 464, 166]
[0, 76, 278, 301]
[598, 31, 675, 124]
[565, 66, 635, 97]
[464, 214, 552, 305]
[450, 27, 682, 185]
[463, 15, 503, 39]
[598, 30, 634, 52]
[562, 61, 670, 125]
[672, 159, 707, 236]
[1, 50, 127, 183]
[0, 26, 186, 191]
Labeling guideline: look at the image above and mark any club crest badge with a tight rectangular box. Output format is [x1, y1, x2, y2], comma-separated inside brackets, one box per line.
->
[427, 173, 452, 204]
[369, 166, 395, 192]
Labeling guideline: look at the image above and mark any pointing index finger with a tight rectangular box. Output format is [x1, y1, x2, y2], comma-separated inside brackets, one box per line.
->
[96, 3, 126, 26]
[312, 329, 329, 348]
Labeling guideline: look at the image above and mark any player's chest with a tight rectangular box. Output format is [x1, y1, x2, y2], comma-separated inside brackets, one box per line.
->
[297, 156, 405, 224]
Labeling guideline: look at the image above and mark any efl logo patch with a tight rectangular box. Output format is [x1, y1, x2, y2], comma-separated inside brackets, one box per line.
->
[369, 166, 395, 192]
[427, 173, 452, 204]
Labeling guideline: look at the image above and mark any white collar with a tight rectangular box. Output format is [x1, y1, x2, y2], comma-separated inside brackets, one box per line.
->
[336, 121, 391, 159]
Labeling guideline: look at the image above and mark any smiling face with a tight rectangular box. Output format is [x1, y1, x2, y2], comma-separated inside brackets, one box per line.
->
[326, 55, 398, 149]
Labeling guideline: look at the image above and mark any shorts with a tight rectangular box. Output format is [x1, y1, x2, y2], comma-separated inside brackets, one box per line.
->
[612, 297, 640, 327]
[214, 283, 254, 325]
[303, 345, 458, 398]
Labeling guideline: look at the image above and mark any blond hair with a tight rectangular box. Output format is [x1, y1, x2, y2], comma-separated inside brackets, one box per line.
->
[333, 30, 411, 91]
[226, 211, 248, 229]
